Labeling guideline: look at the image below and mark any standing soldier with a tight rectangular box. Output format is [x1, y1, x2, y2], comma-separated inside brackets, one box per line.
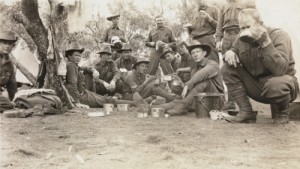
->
[0, 31, 18, 112]
[101, 14, 126, 44]
[185, 0, 219, 63]
[145, 15, 176, 76]
[216, 0, 255, 110]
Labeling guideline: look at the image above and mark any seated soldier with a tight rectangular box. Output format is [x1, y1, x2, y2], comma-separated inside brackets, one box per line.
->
[155, 40, 224, 115]
[0, 31, 18, 112]
[115, 43, 137, 79]
[65, 44, 113, 108]
[65, 44, 133, 108]
[87, 46, 122, 96]
[122, 57, 177, 102]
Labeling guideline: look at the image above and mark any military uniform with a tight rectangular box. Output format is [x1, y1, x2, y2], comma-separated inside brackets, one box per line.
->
[0, 31, 18, 112]
[216, 4, 243, 54]
[0, 54, 17, 112]
[146, 26, 176, 75]
[190, 5, 219, 62]
[102, 26, 126, 43]
[222, 27, 299, 109]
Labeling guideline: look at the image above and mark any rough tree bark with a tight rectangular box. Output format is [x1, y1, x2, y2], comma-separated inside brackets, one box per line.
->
[14, 0, 67, 99]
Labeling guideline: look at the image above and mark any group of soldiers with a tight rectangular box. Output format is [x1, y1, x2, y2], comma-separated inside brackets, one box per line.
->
[0, 0, 299, 124]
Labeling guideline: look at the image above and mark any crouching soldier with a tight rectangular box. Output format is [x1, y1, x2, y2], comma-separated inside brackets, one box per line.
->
[155, 40, 224, 115]
[122, 57, 177, 102]
[0, 31, 18, 112]
[221, 8, 299, 124]
[87, 46, 122, 96]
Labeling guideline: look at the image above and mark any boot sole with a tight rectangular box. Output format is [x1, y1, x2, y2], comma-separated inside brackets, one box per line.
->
[225, 118, 256, 124]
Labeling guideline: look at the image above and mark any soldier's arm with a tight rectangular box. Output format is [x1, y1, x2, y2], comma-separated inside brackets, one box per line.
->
[6, 66, 17, 101]
[259, 30, 291, 76]
[111, 62, 121, 82]
[145, 30, 155, 48]
[185, 62, 219, 89]
[65, 63, 80, 103]
[215, 8, 224, 42]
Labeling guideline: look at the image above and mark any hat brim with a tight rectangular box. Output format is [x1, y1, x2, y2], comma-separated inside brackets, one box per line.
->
[107, 15, 120, 21]
[0, 38, 18, 43]
[160, 50, 176, 59]
[187, 44, 211, 57]
[65, 48, 85, 57]
[132, 61, 149, 69]
[117, 49, 132, 53]
[97, 51, 112, 55]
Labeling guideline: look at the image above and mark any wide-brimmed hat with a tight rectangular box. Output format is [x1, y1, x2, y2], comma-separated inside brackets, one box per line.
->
[160, 47, 176, 59]
[132, 57, 149, 69]
[107, 14, 120, 21]
[0, 31, 18, 42]
[65, 43, 85, 53]
[187, 40, 211, 57]
[117, 43, 132, 53]
[97, 46, 112, 55]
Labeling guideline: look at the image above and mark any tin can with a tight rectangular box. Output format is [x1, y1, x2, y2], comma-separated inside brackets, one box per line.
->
[103, 104, 114, 115]
[151, 108, 165, 118]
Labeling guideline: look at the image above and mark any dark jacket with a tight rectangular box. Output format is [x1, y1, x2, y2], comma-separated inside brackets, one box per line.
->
[0, 54, 17, 100]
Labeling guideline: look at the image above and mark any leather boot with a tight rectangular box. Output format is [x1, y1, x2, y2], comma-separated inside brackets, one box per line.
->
[225, 111, 258, 123]
[272, 104, 290, 124]
[167, 102, 188, 116]
[221, 101, 236, 111]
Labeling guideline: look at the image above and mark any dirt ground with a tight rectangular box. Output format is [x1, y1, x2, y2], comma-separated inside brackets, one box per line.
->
[0, 100, 299, 169]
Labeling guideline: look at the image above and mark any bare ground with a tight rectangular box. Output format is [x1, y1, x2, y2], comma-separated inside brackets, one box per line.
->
[0, 101, 299, 169]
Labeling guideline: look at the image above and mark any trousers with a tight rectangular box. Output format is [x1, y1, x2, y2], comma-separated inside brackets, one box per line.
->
[221, 63, 299, 105]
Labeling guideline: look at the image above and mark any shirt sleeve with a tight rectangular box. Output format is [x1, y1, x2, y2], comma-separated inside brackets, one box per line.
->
[185, 61, 219, 89]
[6, 64, 17, 101]
[215, 8, 224, 42]
[259, 30, 291, 76]
[111, 62, 121, 81]
[124, 72, 138, 92]
[207, 8, 218, 29]
[66, 62, 80, 103]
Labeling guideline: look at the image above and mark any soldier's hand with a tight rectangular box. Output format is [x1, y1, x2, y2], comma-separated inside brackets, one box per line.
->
[103, 81, 110, 90]
[109, 80, 116, 91]
[224, 50, 240, 68]
[249, 25, 272, 48]
[92, 70, 100, 79]
[216, 41, 222, 52]
[145, 74, 157, 83]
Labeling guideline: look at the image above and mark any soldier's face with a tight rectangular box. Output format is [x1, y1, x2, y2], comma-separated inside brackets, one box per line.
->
[101, 53, 112, 62]
[112, 17, 119, 26]
[136, 63, 148, 74]
[155, 17, 164, 27]
[69, 51, 82, 64]
[165, 53, 175, 63]
[122, 51, 131, 59]
[191, 48, 206, 62]
[0, 40, 15, 54]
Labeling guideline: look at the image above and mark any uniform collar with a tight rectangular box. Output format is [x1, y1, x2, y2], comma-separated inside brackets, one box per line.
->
[196, 58, 208, 68]
[133, 69, 144, 78]
[156, 25, 165, 30]
[111, 25, 120, 29]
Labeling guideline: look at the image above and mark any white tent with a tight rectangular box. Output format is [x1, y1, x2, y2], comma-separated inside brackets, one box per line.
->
[11, 39, 39, 85]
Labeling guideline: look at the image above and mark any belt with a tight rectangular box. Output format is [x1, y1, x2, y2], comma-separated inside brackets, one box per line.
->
[192, 33, 214, 39]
